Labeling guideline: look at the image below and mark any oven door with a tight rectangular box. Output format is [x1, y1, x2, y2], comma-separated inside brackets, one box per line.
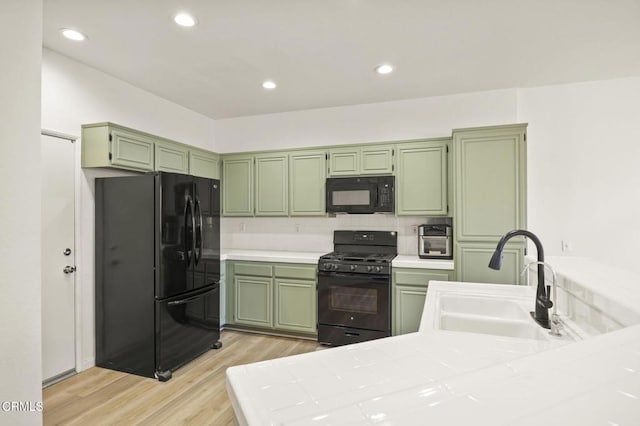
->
[317, 271, 390, 332]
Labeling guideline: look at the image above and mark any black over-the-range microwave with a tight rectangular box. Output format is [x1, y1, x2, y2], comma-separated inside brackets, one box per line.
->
[326, 176, 395, 214]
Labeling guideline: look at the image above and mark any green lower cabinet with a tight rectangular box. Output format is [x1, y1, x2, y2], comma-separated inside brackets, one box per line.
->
[455, 242, 524, 285]
[394, 285, 428, 335]
[225, 261, 317, 336]
[234, 276, 273, 328]
[392, 268, 453, 335]
[275, 278, 316, 333]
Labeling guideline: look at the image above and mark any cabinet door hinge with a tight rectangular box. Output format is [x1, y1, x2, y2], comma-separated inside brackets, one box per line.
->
[392, 164, 394, 172]
[446, 145, 449, 153]
[108, 152, 112, 160]
[524, 133, 527, 142]
[108, 133, 112, 142]
[392, 148, 395, 156]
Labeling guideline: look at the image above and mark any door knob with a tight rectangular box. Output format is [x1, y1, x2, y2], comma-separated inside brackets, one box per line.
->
[63, 265, 76, 274]
[63, 248, 72, 256]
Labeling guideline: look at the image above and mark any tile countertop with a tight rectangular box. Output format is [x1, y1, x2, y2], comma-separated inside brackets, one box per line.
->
[221, 250, 325, 264]
[392, 255, 454, 270]
[227, 322, 640, 426]
[221, 250, 455, 270]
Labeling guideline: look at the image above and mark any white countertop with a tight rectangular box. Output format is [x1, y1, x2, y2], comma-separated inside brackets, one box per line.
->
[227, 324, 640, 425]
[221, 250, 325, 264]
[226, 263, 640, 425]
[392, 255, 454, 270]
[222, 250, 455, 270]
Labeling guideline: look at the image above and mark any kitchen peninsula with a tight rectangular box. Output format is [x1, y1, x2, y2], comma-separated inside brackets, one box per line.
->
[226, 257, 640, 425]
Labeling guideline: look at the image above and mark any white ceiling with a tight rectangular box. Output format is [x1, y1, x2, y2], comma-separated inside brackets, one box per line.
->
[43, 0, 640, 119]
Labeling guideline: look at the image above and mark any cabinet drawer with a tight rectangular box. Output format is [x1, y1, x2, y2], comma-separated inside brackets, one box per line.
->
[394, 270, 451, 287]
[234, 262, 273, 277]
[274, 265, 316, 280]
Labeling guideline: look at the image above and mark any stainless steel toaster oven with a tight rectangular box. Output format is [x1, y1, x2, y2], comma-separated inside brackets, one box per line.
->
[418, 218, 453, 259]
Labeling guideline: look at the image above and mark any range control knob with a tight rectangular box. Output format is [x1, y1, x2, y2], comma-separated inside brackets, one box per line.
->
[367, 265, 374, 272]
[349, 265, 357, 271]
[375, 266, 383, 273]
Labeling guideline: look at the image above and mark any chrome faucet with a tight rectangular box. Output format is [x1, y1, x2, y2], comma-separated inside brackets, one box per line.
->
[522, 261, 562, 336]
[488, 230, 553, 329]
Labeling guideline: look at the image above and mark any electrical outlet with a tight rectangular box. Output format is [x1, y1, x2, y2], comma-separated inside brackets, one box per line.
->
[411, 225, 418, 234]
[295, 224, 300, 233]
[561, 240, 572, 252]
[240, 222, 246, 232]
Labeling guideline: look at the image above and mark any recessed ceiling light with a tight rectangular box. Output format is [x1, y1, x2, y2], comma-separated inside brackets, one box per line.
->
[174, 13, 196, 27]
[375, 64, 394, 75]
[262, 80, 277, 90]
[60, 28, 87, 41]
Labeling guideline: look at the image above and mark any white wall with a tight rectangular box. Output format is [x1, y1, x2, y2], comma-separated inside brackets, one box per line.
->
[0, 2, 43, 425]
[519, 77, 640, 272]
[215, 89, 518, 152]
[41, 49, 217, 370]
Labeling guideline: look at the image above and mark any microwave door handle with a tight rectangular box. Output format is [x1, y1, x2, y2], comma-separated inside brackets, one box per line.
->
[372, 185, 379, 207]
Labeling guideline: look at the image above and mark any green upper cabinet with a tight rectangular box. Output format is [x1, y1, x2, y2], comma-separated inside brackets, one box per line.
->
[82, 123, 155, 172]
[328, 147, 359, 176]
[452, 124, 527, 285]
[361, 145, 394, 175]
[327, 144, 394, 176]
[222, 154, 254, 216]
[453, 124, 527, 242]
[189, 148, 220, 180]
[81, 122, 219, 177]
[155, 139, 188, 174]
[255, 153, 288, 216]
[396, 139, 449, 216]
[289, 150, 326, 216]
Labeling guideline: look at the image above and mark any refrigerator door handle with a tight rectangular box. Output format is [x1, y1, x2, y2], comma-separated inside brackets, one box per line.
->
[167, 287, 216, 306]
[184, 196, 195, 266]
[194, 197, 203, 266]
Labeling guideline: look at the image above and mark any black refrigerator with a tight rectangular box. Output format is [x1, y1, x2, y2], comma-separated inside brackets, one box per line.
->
[95, 172, 222, 381]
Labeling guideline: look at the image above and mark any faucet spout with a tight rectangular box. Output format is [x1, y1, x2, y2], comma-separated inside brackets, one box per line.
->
[488, 229, 552, 329]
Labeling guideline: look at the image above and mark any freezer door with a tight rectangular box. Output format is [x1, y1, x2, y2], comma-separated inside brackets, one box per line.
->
[155, 285, 220, 375]
[158, 173, 197, 298]
[193, 177, 221, 291]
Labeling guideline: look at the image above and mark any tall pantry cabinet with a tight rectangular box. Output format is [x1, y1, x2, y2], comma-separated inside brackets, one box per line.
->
[452, 124, 528, 285]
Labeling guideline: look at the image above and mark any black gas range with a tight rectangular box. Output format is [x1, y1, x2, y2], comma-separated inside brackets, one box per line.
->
[317, 230, 397, 346]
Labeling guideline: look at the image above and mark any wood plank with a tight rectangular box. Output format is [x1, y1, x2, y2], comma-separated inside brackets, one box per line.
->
[43, 330, 321, 425]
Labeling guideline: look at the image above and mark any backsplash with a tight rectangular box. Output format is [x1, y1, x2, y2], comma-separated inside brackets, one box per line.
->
[221, 215, 432, 255]
[526, 256, 640, 337]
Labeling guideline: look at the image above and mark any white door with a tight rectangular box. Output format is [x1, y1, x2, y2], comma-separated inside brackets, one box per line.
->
[41, 132, 76, 382]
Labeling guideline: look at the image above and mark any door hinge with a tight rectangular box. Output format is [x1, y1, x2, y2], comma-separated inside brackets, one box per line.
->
[108, 152, 112, 160]
[392, 148, 395, 156]
[392, 164, 394, 172]
[524, 133, 527, 142]
[446, 145, 449, 153]
[325, 153, 328, 160]
[108, 133, 112, 142]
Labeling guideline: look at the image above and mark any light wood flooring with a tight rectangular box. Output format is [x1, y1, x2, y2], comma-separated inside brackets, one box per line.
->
[43, 330, 321, 425]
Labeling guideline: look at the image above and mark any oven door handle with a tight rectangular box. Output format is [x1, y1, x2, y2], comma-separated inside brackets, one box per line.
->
[317, 271, 390, 282]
